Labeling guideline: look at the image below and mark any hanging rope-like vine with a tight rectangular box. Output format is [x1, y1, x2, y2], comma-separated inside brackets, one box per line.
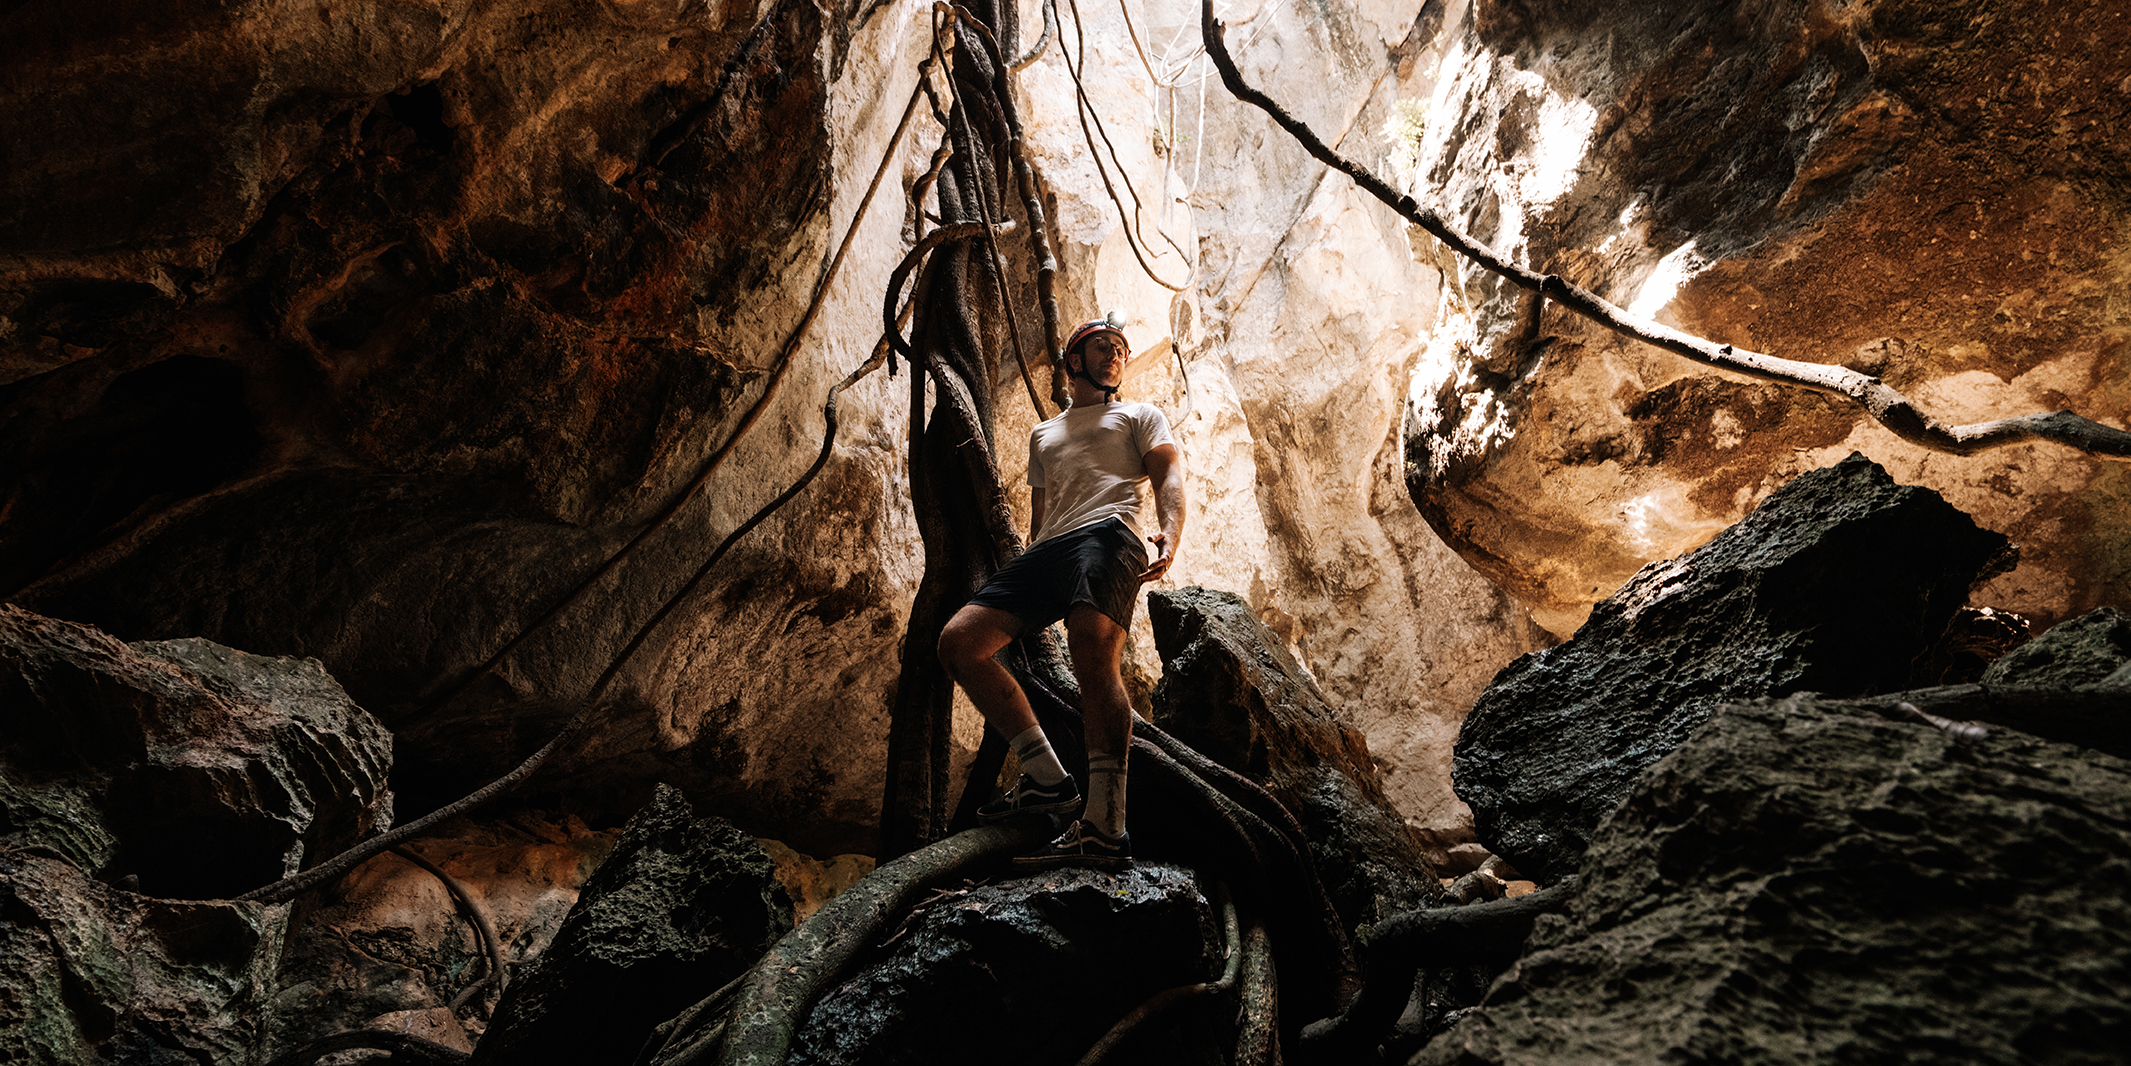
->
[1198, 0, 2131, 462]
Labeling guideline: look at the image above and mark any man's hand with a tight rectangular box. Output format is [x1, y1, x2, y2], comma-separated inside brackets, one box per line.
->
[1140, 532, 1174, 582]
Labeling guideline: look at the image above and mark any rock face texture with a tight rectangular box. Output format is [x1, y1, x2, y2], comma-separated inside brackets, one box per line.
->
[0, 850, 283, 1066]
[0, 604, 395, 1064]
[1455, 455, 2011, 881]
[0, 0, 934, 857]
[1066, 0, 1547, 845]
[475, 784, 790, 1065]
[1418, 696, 2131, 1066]
[1147, 586, 1443, 921]
[265, 810, 617, 1054]
[1983, 606, 2131, 688]
[0, 603, 392, 899]
[1403, 0, 2131, 637]
[789, 863, 1224, 1066]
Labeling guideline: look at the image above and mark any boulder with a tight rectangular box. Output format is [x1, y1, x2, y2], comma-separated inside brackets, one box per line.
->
[1982, 607, 2131, 688]
[1454, 454, 2010, 881]
[473, 784, 790, 1065]
[1148, 586, 1443, 926]
[1402, 0, 2131, 637]
[0, 603, 392, 899]
[263, 810, 617, 1054]
[789, 863, 1225, 1066]
[1417, 696, 2131, 1066]
[0, 850, 281, 1066]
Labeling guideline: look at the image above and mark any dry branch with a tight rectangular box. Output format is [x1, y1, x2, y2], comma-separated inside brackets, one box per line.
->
[1198, 0, 2131, 462]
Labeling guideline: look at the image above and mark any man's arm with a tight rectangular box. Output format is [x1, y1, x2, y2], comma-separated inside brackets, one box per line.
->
[1140, 443, 1185, 581]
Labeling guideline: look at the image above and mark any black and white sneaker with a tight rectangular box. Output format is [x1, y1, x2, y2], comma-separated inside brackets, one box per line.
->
[1011, 819, 1131, 872]
[977, 774, 1082, 823]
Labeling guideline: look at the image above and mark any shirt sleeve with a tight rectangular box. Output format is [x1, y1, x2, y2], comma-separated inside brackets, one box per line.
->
[1134, 403, 1175, 457]
[1027, 426, 1046, 488]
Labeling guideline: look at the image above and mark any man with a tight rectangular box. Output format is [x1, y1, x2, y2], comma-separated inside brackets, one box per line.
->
[936, 318, 1185, 870]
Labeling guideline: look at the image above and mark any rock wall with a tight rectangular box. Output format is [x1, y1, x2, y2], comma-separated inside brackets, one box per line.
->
[0, 0, 1550, 860]
[1015, 0, 1546, 850]
[1402, 0, 2131, 637]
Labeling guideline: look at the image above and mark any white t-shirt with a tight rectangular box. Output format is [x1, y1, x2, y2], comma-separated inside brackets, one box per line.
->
[1027, 401, 1174, 546]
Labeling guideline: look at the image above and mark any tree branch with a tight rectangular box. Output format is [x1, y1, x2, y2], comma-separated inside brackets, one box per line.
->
[1198, 0, 2131, 462]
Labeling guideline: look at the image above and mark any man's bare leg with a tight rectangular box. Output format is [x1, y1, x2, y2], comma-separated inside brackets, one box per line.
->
[1064, 605, 1133, 839]
[938, 605, 1076, 812]
[938, 605, 1036, 737]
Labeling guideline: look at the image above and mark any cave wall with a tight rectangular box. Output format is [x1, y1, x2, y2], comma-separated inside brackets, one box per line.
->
[1, 0, 936, 856]
[1402, 0, 2131, 637]
[16, 0, 2114, 869]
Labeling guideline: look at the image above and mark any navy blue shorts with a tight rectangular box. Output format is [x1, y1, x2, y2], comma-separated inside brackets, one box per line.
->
[966, 517, 1149, 632]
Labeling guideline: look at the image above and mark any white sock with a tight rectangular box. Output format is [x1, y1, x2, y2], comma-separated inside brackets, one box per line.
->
[1008, 726, 1068, 786]
[1084, 753, 1126, 838]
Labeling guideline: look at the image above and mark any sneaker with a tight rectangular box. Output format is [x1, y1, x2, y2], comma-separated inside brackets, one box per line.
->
[977, 774, 1082, 823]
[1011, 819, 1132, 872]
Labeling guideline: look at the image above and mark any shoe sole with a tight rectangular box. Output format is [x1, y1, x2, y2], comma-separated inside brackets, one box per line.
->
[976, 796, 1084, 824]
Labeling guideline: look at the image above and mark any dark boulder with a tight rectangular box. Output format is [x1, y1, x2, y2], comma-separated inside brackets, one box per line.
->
[1148, 586, 1444, 928]
[0, 849, 281, 1066]
[1982, 606, 2131, 688]
[0, 603, 393, 1063]
[1454, 454, 2011, 881]
[789, 863, 1225, 1066]
[473, 784, 790, 1065]
[1417, 696, 2131, 1065]
[0, 603, 393, 899]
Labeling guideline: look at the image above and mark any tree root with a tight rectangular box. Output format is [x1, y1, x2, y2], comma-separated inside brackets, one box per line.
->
[1198, 0, 2131, 462]
[387, 846, 507, 1013]
[1233, 917, 1278, 1066]
[1297, 877, 1580, 1062]
[1075, 883, 1241, 1066]
[262, 1030, 470, 1066]
[636, 971, 749, 1066]
[706, 822, 1052, 1066]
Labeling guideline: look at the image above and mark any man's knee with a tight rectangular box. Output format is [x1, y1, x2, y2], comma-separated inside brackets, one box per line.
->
[939, 607, 1014, 675]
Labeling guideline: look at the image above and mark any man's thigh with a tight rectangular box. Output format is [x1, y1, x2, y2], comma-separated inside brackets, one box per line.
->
[1063, 604, 1127, 677]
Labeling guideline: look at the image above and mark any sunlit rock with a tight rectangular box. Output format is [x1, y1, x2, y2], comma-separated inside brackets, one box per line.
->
[1403, 0, 2131, 637]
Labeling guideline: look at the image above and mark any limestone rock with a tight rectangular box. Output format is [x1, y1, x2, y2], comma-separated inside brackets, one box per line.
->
[1404, 0, 2131, 637]
[264, 811, 616, 1053]
[0, 0, 935, 858]
[1148, 586, 1442, 925]
[1982, 607, 2131, 688]
[0, 849, 281, 1066]
[474, 784, 791, 1065]
[1417, 697, 2131, 1066]
[789, 863, 1224, 1066]
[0, 603, 392, 900]
[1454, 454, 2010, 881]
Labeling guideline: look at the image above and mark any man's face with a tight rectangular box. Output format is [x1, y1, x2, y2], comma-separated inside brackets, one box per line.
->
[1076, 332, 1129, 385]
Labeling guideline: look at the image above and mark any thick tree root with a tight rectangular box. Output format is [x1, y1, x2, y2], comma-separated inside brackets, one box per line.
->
[1297, 878, 1580, 1062]
[1075, 885, 1242, 1066]
[1233, 918, 1279, 1066]
[706, 822, 1052, 1066]
[1198, 0, 2131, 462]
[262, 1030, 470, 1066]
